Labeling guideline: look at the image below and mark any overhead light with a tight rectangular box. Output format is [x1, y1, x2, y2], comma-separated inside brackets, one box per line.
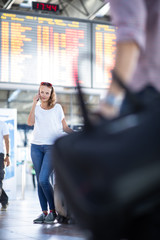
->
[8, 89, 21, 102]
[20, 0, 32, 8]
[95, 2, 110, 17]
[88, 2, 110, 20]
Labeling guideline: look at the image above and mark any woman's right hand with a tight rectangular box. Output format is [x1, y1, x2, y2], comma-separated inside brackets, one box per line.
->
[33, 94, 40, 104]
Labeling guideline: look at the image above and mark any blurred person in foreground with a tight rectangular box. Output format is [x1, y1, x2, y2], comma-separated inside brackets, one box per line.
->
[27, 82, 72, 224]
[98, 0, 160, 239]
[99, 0, 160, 117]
[0, 120, 10, 211]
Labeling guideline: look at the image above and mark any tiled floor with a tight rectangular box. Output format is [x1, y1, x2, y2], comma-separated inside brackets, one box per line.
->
[0, 188, 87, 240]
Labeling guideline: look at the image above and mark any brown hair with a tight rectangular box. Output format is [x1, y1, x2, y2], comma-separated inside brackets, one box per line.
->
[48, 86, 56, 108]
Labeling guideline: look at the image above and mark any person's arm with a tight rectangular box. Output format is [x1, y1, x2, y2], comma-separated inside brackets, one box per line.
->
[98, 42, 140, 118]
[3, 134, 10, 167]
[110, 42, 140, 92]
[62, 118, 74, 134]
[27, 94, 39, 126]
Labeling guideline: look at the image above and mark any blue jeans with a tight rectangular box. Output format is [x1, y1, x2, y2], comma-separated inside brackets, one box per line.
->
[31, 144, 55, 211]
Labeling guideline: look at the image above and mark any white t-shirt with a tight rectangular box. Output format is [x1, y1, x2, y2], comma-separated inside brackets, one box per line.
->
[0, 120, 9, 154]
[31, 103, 65, 145]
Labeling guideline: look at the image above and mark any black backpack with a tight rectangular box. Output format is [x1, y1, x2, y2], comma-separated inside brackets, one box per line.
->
[53, 71, 160, 240]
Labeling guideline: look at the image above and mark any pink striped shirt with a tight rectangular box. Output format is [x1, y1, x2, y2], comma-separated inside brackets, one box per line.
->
[108, 0, 160, 91]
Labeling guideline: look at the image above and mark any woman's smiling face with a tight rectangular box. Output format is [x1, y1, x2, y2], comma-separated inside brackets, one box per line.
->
[39, 85, 52, 103]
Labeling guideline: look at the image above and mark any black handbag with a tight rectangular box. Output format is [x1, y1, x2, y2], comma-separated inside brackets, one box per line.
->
[53, 71, 160, 240]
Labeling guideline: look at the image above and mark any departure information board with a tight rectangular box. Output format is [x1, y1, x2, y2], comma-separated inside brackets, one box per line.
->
[0, 11, 91, 87]
[92, 23, 116, 89]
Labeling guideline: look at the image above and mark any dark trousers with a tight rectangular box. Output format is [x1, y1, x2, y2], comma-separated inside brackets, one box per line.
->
[32, 174, 36, 189]
[0, 153, 8, 205]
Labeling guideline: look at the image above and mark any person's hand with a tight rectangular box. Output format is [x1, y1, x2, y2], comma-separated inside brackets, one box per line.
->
[95, 91, 124, 120]
[33, 94, 40, 105]
[88, 102, 119, 126]
[96, 101, 119, 119]
[4, 156, 10, 167]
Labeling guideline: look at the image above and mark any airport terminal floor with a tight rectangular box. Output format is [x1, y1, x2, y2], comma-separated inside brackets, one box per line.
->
[0, 188, 87, 240]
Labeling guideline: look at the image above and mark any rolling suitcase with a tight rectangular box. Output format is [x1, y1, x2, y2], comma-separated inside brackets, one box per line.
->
[54, 176, 74, 224]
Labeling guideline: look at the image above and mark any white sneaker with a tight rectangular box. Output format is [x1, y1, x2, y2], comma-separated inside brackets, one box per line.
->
[44, 212, 57, 224]
[33, 213, 46, 224]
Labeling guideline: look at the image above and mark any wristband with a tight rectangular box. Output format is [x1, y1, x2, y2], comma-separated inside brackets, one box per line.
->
[6, 153, 10, 157]
[104, 92, 124, 108]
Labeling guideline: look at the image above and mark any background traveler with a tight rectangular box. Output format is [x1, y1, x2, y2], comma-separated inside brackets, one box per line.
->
[0, 120, 10, 211]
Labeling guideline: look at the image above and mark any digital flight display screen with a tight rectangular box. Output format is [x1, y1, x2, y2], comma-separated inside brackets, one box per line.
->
[32, 2, 59, 13]
[0, 10, 117, 89]
[92, 23, 116, 89]
[0, 10, 91, 87]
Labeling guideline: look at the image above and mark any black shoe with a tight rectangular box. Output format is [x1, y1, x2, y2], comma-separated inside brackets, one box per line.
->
[1, 202, 8, 211]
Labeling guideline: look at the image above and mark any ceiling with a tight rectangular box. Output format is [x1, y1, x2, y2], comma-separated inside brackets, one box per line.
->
[0, 0, 111, 21]
[0, 0, 110, 127]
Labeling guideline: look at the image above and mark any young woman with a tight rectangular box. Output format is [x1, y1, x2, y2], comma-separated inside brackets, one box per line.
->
[27, 82, 73, 224]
